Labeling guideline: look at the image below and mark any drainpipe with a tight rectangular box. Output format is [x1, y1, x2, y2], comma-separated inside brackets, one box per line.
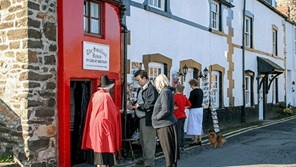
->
[119, 4, 128, 140]
[283, 21, 287, 107]
[241, 0, 246, 123]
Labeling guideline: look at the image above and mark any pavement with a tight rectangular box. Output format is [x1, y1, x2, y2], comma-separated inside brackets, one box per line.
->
[1, 115, 296, 167]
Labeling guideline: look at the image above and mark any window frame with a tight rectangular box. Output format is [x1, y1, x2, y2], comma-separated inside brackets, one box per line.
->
[245, 16, 252, 48]
[148, 62, 164, 81]
[211, 71, 220, 109]
[272, 77, 279, 103]
[148, 0, 165, 11]
[272, 28, 278, 55]
[211, 1, 220, 30]
[84, 0, 103, 37]
[245, 75, 251, 107]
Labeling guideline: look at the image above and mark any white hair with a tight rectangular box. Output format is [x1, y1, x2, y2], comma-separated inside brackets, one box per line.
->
[154, 74, 169, 91]
[99, 83, 114, 92]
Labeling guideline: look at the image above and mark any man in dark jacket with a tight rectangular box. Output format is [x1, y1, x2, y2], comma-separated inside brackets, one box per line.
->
[127, 70, 158, 167]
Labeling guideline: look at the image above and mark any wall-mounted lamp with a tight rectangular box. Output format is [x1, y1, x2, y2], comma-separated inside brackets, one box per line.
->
[182, 64, 188, 81]
[199, 67, 209, 79]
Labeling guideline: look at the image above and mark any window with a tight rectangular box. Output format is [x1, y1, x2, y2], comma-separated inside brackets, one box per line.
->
[244, 71, 254, 107]
[272, 78, 279, 103]
[211, 71, 220, 109]
[193, 68, 199, 80]
[272, 28, 278, 55]
[84, 0, 102, 35]
[211, 1, 220, 30]
[245, 76, 251, 107]
[245, 17, 252, 48]
[148, 0, 165, 10]
[148, 62, 164, 81]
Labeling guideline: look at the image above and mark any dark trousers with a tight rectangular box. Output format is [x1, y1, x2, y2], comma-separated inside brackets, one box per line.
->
[156, 124, 179, 167]
[176, 118, 186, 148]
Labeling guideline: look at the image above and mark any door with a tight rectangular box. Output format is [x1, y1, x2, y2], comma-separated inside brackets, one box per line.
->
[70, 80, 91, 165]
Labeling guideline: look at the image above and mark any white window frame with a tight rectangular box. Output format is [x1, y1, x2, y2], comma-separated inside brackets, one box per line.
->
[272, 29, 278, 55]
[245, 75, 251, 107]
[148, 0, 165, 10]
[245, 17, 252, 47]
[211, 1, 220, 30]
[211, 71, 220, 109]
[148, 62, 164, 81]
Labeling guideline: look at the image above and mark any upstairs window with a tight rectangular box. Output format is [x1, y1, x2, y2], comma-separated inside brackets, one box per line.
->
[84, 0, 102, 35]
[211, 1, 220, 30]
[272, 28, 278, 55]
[148, 0, 165, 10]
[245, 16, 252, 48]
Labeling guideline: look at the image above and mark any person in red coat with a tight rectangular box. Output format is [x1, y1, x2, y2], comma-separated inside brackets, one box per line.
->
[82, 75, 121, 167]
[173, 84, 191, 151]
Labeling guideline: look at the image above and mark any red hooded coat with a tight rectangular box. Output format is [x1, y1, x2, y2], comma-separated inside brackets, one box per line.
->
[81, 89, 122, 153]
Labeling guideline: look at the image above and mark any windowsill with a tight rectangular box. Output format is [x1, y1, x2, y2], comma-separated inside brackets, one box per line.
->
[84, 32, 103, 38]
[209, 28, 227, 37]
[143, 4, 172, 18]
[245, 47, 255, 51]
[147, 5, 164, 11]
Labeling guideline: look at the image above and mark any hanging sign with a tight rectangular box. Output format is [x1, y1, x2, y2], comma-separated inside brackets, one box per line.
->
[83, 41, 110, 71]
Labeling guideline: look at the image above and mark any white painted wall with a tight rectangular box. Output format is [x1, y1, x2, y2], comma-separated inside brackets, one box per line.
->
[126, 0, 296, 110]
[170, 0, 209, 27]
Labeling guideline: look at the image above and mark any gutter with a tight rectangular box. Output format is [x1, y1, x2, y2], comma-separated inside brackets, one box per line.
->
[119, 3, 128, 140]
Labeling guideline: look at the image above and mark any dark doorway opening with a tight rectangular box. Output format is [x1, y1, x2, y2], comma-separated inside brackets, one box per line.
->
[70, 80, 91, 166]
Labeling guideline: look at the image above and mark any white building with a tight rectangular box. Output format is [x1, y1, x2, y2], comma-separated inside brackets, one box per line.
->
[124, 0, 296, 128]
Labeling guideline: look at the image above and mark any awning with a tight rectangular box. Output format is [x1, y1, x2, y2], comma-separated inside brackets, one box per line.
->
[257, 57, 284, 75]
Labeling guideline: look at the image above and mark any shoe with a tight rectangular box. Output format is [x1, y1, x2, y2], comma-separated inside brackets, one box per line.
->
[136, 160, 144, 165]
[189, 141, 202, 146]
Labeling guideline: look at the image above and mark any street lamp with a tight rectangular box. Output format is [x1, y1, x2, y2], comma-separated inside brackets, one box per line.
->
[182, 64, 188, 81]
[199, 67, 209, 80]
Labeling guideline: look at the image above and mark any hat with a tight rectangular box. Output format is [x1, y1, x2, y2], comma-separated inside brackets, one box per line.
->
[98, 75, 114, 88]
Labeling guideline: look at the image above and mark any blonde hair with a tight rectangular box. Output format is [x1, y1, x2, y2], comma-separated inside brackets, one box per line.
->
[154, 74, 169, 91]
[176, 84, 184, 93]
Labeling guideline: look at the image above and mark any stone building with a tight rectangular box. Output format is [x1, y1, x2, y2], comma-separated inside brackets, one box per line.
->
[276, 0, 296, 22]
[0, 0, 58, 166]
[1, 0, 123, 166]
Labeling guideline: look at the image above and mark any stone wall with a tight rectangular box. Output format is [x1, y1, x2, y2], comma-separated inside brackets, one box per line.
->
[276, 0, 296, 22]
[0, 0, 58, 166]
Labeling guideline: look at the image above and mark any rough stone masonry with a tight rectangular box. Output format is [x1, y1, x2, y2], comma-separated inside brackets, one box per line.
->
[0, 0, 58, 166]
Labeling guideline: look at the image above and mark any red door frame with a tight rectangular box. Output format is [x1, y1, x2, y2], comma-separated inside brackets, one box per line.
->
[57, 1, 122, 166]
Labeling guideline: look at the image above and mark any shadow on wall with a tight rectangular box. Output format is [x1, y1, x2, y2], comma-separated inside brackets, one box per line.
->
[0, 98, 23, 161]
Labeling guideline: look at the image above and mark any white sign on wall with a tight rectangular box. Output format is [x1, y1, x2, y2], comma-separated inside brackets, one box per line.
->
[83, 41, 110, 71]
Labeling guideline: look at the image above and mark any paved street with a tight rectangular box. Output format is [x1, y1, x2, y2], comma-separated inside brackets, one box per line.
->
[154, 117, 296, 167]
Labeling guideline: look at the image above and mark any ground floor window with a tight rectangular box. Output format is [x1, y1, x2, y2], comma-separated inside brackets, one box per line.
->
[245, 75, 251, 107]
[211, 71, 220, 109]
[148, 62, 164, 81]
